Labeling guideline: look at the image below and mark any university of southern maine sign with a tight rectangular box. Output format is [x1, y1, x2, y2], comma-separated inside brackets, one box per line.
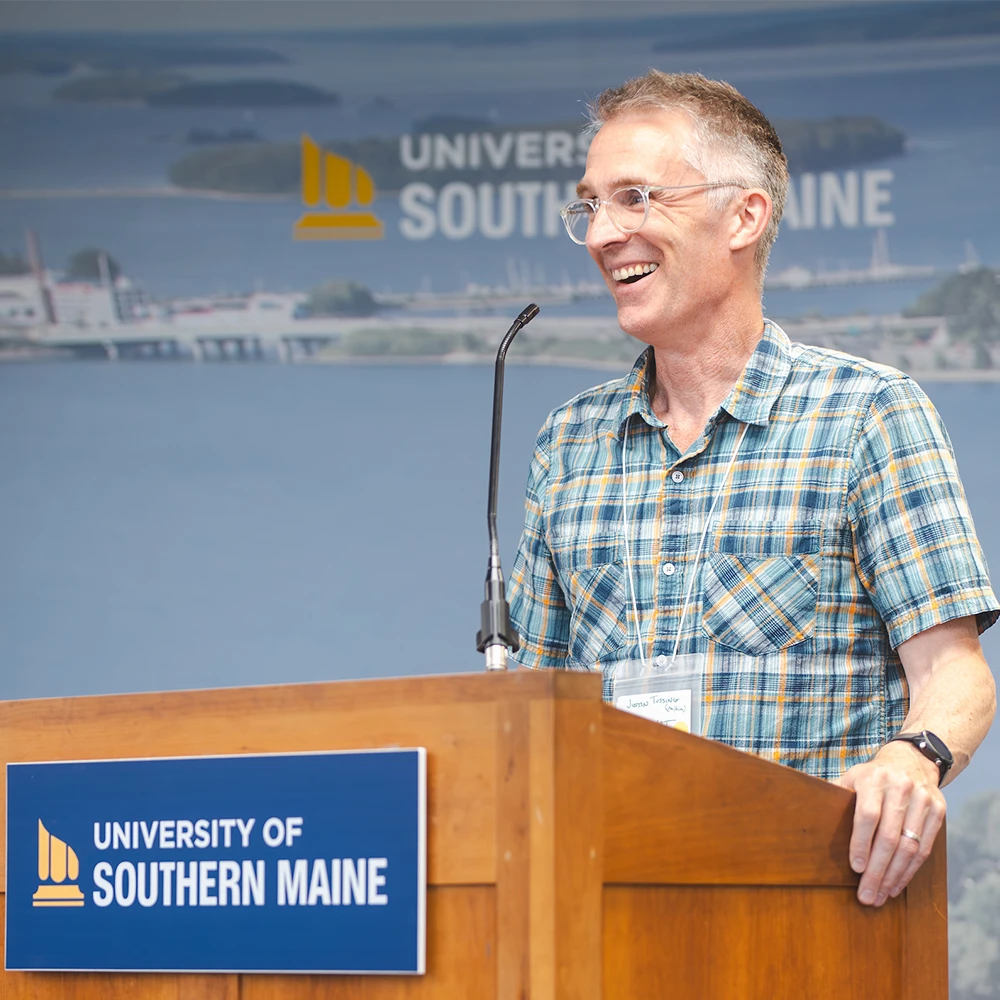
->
[5, 749, 426, 974]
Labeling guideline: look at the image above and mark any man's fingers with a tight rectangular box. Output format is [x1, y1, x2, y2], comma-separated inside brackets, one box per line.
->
[848, 779, 886, 874]
[834, 769, 858, 791]
[855, 783, 910, 904]
[842, 753, 947, 907]
[857, 831, 901, 904]
[879, 791, 935, 899]
[887, 797, 946, 899]
[871, 804, 929, 905]
[887, 838, 930, 902]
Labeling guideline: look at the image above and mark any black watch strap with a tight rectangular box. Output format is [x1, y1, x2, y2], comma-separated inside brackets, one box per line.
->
[888, 730, 953, 786]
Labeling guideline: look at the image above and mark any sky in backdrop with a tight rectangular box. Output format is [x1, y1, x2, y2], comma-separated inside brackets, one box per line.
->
[1, 0, 870, 32]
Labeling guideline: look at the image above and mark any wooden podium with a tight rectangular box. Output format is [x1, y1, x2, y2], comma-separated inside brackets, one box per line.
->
[0, 670, 947, 999]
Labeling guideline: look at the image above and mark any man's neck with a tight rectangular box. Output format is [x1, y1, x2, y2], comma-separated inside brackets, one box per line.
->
[647, 307, 764, 454]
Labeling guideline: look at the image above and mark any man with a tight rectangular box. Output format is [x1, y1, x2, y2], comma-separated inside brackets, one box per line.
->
[507, 71, 997, 909]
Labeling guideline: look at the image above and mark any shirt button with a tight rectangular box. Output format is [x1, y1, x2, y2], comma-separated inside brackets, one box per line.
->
[661, 562, 677, 576]
[671, 471, 684, 483]
[655, 654, 669, 668]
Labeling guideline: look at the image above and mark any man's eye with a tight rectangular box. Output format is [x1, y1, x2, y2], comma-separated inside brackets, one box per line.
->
[617, 189, 645, 208]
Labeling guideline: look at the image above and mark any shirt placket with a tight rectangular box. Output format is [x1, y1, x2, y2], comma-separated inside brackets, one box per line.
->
[650, 425, 687, 664]
[658, 416, 731, 660]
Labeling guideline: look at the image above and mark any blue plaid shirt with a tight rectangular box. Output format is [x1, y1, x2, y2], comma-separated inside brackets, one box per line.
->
[508, 321, 998, 778]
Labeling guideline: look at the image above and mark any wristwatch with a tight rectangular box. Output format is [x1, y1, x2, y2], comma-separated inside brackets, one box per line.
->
[888, 730, 953, 786]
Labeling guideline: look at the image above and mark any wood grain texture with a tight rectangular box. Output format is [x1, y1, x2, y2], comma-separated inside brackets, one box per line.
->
[603, 884, 904, 1000]
[495, 696, 530, 1000]
[602, 705, 858, 886]
[528, 696, 557, 1000]
[0, 670, 600, 1000]
[552, 699, 602, 1000]
[240, 886, 495, 1000]
[496, 674, 605, 1000]
[903, 823, 949, 1000]
[0, 669, 949, 999]
[0, 672, 557, 891]
[0, 895, 237, 1000]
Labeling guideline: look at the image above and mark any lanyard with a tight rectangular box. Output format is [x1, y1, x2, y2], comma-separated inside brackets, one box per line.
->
[621, 418, 749, 672]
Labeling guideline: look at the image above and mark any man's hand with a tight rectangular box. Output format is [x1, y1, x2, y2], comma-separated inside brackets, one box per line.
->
[836, 741, 945, 906]
[835, 616, 995, 907]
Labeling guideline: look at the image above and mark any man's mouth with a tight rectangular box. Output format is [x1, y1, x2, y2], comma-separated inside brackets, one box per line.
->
[611, 263, 659, 284]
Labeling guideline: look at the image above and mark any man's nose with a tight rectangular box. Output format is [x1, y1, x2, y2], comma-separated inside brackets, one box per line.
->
[586, 203, 626, 249]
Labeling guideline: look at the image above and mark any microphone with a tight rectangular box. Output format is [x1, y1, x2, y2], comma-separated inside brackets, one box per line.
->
[476, 303, 540, 671]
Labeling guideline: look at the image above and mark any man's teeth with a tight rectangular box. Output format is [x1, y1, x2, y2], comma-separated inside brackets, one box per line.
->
[612, 263, 659, 282]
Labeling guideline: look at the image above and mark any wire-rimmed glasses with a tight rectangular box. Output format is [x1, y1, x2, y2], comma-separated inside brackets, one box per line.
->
[560, 182, 743, 245]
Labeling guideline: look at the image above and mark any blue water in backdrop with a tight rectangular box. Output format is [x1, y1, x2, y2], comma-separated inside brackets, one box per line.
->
[1, 361, 997, 806]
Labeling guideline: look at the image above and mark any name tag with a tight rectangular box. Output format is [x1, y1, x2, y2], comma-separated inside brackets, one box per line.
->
[612, 653, 704, 735]
[615, 689, 692, 732]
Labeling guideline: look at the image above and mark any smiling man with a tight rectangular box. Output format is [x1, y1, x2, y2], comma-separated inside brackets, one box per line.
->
[507, 71, 997, 908]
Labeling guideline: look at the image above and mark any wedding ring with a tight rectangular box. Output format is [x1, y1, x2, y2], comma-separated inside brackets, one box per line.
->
[901, 828, 921, 843]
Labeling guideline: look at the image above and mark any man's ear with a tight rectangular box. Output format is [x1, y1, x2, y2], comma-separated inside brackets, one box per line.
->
[729, 189, 771, 253]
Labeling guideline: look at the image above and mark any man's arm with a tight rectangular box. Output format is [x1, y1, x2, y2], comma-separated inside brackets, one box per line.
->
[507, 423, 572, 668]
[836, 615, 996, 907]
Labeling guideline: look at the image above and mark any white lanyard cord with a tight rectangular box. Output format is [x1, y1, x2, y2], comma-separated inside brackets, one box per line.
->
[621, 420, 749, 669]
[621, 419, 648, 672]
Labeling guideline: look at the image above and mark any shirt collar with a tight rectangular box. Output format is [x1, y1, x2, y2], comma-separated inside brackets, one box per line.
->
[615, 348, 660, 434]
[721, 320, 793, 428]
[615, 320, 792, 436]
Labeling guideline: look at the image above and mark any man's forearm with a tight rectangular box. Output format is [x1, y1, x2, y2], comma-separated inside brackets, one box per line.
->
[893, 616, 997, 783]
[837, 616, 996, 906]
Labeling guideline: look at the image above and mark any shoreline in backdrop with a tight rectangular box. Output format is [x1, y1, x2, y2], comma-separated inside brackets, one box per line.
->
[3, 349, 1000, 381]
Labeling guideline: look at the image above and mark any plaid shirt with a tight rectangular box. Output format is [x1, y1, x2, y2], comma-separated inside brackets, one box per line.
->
[508, 321, 998, 778]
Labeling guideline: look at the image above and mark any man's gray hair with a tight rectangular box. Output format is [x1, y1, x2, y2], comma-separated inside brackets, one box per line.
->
[587, 71, 789, 284]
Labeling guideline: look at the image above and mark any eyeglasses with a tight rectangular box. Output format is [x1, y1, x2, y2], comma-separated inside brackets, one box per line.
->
[560, 182, 743, 245]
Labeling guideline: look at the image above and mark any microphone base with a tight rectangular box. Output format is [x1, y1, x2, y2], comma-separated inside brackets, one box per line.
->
[484, 645, 509, 672]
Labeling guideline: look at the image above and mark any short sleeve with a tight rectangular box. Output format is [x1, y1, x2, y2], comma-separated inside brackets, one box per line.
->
[507, 420, 571, 668]
[847, 375, 999, 647]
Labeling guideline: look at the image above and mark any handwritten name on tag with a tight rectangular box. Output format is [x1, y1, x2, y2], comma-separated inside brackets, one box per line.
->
[615, 689, 691, 732]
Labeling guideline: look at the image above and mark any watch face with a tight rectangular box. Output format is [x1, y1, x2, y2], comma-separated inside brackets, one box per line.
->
[922, 730, 954, 766]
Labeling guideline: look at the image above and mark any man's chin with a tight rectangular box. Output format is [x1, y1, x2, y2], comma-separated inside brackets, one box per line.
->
[614, 301, 659, 345]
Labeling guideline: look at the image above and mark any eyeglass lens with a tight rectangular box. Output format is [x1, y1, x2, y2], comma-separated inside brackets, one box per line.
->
[563, 187, 648, 243]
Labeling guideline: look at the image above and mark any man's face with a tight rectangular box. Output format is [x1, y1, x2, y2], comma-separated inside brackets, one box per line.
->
[579, 110, 737, 345]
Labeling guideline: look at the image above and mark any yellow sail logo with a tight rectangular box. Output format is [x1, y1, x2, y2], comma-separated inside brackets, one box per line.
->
[294, 134, 384, 241]
[33, 819, 85, 907]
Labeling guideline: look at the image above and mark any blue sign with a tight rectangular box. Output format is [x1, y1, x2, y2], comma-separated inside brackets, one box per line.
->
[5, 749, 426, 974]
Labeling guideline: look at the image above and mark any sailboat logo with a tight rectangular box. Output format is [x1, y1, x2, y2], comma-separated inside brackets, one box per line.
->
[32, 819, 85, 907]
[293, 134, 384, 240]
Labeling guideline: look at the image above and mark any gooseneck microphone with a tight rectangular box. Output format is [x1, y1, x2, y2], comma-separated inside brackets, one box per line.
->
[477, 303, 540, 671]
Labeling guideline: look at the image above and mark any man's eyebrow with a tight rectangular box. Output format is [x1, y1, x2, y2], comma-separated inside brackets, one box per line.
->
[576, 176, 650, 198]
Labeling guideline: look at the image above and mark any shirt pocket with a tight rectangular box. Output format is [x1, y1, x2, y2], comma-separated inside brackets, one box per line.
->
[548, 524, 628, 666]
[564, 562, 630, 667]
[702, 522, 821, 656]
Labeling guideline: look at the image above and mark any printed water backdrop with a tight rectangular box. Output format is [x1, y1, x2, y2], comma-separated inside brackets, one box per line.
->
[1, 1, 999, 803]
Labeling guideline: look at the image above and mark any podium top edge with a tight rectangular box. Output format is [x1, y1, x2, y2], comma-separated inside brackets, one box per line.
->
[0, 668, 603, 720]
